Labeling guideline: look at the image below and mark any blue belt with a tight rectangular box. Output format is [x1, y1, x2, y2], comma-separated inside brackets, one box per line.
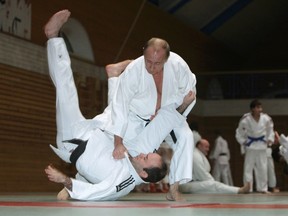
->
[246, 135, 265, 147]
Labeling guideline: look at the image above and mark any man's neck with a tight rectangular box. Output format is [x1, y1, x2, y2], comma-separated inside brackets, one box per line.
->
[252, 113, 260, 121]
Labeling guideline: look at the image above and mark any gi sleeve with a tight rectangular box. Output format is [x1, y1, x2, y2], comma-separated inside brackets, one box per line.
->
[177, 63, 197, 117]
[235, 117, 247, 146]
[266, 115, 275, 144]
[67, 172, 134, 201]
[109, 66, 139, 138]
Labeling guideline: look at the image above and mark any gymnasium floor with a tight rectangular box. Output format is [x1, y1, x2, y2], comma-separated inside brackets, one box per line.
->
[0, 192, 288, 216]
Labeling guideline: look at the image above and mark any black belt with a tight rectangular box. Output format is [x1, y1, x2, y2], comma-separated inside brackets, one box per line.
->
[219, 153, 227, 156]
[169, 130, 177, 143]
[137, 115, 177, 144]
[63, 139, 88, 165]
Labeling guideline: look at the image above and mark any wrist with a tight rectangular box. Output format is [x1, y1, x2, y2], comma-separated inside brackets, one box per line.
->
[114, 135, 123, 146]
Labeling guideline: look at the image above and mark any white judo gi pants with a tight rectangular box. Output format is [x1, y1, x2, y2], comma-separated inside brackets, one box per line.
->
[164, 124, 193, 185]
[47, 38, 185, 159]
[244, 148, 268, 192]
[212, 163, 232, 186]
[47, 38, 88, 148]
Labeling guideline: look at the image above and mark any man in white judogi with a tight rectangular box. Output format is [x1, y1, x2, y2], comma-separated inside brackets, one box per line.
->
[209, 133, 233, 186]
[179, 139, 249, 194]
[44, 10, 191, 201]
[107, 37, 197, 201]
[235, 99, 274, 193]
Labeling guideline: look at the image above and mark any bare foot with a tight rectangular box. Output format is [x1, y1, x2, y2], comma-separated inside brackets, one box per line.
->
[44, 9, 71, 38]
[105, 59, 133, 78]
[272, 187, 280, 193]
[238, 182, 250, 194]
[57, 188, 70, 200]
[166, 182, 186, 201]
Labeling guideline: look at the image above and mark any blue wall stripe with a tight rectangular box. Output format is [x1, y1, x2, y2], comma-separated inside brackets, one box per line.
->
[168, 0, 193, 14]
[201, 0, 253, 34]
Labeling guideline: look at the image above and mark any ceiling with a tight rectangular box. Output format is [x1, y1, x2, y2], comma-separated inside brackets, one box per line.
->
[147, 0, 288, 99]
[148, 0, 288, 70]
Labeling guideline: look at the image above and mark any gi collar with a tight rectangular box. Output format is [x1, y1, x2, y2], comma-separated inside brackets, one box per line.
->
[124, 152, 146, 185]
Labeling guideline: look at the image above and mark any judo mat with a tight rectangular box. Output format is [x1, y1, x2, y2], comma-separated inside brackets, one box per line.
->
[1, 192, 288, 216]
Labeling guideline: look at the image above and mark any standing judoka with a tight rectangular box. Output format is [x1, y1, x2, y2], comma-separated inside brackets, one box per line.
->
[235, 99, 274, 193]
[44, 10, 191, 201]
[179, 139, 250, 194]
[107, 37, 197, 202]
[209, 131, 233, 186]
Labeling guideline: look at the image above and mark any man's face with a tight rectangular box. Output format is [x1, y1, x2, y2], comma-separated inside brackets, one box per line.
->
[198, 139, 210, 156]
[144, 47, 166, 75]
[131, 153, 162, 175]
[252, 105, 263, 116]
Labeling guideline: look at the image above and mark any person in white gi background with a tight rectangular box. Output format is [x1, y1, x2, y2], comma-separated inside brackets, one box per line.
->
[107, 35, 197, 201]
[277, 132, 288, 164]
[179, 139, 250, 194]
[209, 130, 233, 186]
[235, 99, 274, 193]
[44, 10, 191, 201]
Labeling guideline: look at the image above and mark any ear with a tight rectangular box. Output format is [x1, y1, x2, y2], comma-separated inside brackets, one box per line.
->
[139, 170, 148, 178]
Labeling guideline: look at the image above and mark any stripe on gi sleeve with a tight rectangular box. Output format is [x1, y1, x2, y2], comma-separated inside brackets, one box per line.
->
[116, 175, 135, 192]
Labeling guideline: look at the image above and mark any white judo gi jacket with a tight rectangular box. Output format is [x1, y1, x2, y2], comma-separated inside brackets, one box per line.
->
[106, 53, 196, 139]
[192, 148, 213, 181]
[236, 112, 274, 150]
